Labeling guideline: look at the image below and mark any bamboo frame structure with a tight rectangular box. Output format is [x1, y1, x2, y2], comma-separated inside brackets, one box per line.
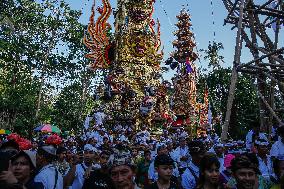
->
[221, 0, 284, 141]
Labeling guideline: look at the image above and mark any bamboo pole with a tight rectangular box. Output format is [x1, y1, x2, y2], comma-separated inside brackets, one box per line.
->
[247, 5, 266, 131]
[258, 63, 284, 67]
[222, 0, 284, 138]
[256, 0, 275, 11]
[239, 47, 284, 68]
[258, 91, 283, 126]
[221, 0, 245, 142]
[269, 17, 281, 138]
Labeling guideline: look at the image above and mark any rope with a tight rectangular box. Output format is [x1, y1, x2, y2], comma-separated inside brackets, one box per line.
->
[156, 0, 176, 54]
[210, 0, 216, 41]
[158, 0, 174, 29]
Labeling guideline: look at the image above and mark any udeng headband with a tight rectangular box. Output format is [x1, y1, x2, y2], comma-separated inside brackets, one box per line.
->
[255, 140, 269, 146]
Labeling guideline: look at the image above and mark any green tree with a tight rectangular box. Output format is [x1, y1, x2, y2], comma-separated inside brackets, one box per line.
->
[52, 82, 95, 131]
[0, 60, 40, 135]
[0, 0, 96, 134]
[198, 68, 259, 139]
[200, 41, 225, 70]
[199, 41, 258, 139]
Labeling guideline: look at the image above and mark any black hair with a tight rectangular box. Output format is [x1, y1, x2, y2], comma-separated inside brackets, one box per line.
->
[144, 150, 151, 155]
[245, 153, 259, 167]
[0, 140, 19, 151]
[272, 157, 284, 179]
[115, 143, 130, 151]
[231, 153, 260, 174]
[196, 153, 220, 189]
[100, 150, 111, 157]
[0, 152, 11, 172]
[278, 126, 284, 135]
[200, 153, 221, 173]
[157, 144, 167, 152]
[37, 148, 56, 163]
[56, 147, 67, 155]
[11, 151, 35, 169]
[188, 140, 206, 155]
[154, 154, 174, 168]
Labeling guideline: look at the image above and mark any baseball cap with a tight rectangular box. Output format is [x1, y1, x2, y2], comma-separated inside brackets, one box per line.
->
[40, 145, 57, 156]
[11, 150, 36, 168]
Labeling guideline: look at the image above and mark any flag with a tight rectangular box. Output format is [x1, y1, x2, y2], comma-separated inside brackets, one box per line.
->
[186, 58, 193, 73]
[208, 104, 213, 129]
[186, 64, 193, 73]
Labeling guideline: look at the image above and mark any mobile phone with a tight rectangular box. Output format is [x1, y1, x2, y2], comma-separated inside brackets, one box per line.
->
[0, 152, 10, 172]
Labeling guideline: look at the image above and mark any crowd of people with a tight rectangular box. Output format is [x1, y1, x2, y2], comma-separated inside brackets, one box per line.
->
[0, 121, 284, 189]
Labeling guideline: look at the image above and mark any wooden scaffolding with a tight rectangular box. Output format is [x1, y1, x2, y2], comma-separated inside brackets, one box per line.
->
[221, 0, 284, 141]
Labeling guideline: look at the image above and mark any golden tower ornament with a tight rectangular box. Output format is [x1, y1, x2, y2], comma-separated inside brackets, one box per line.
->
[84, 0, 166, 129]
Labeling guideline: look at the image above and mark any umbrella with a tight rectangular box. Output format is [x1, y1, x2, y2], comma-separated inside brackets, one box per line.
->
[0, 129, 11, 135]
[51, 126, 61, 133]
[42, 124, 61, 133]
[34, 125, 44, 132]
[34, 124, 61, 133]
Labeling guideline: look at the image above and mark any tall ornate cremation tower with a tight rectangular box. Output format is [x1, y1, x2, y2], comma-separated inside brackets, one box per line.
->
[84, 0, 165, 128]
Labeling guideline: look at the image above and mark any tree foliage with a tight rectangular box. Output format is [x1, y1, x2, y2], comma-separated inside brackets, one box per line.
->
[200, 41, 225, 70]
[0, 0, 96, 135]
[199, 40, 259, 139]
[198, 68, 259, 139]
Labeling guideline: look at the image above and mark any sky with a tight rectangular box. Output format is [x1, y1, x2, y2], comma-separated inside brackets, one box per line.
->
[66, 0, 282, 79]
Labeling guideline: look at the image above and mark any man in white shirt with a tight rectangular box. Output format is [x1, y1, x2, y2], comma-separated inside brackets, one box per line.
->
[160, 130, 172, 144]
[255, 138, 273, 180]
[270, 126, 284, 157]
[118, 130, 129, 143]
[90, 128, 100, 142]
[166, 142, 176, 161]
[207, 129, 220, 143]
[97, 129, 109, 147]
[109, 149, 141, 189]
[136, 126, 150, 144]
[65, 144, 96, 189]
[93, 111, 105, 126]
[181, 141, 206, 189]
[213, 143, 225, 171]
[174, 137, 190, 173]
[34, 145, 63, 189]
[179, 127, 189, 138]
[148, 144, 179, 182]
[245, 122, 260, 151]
